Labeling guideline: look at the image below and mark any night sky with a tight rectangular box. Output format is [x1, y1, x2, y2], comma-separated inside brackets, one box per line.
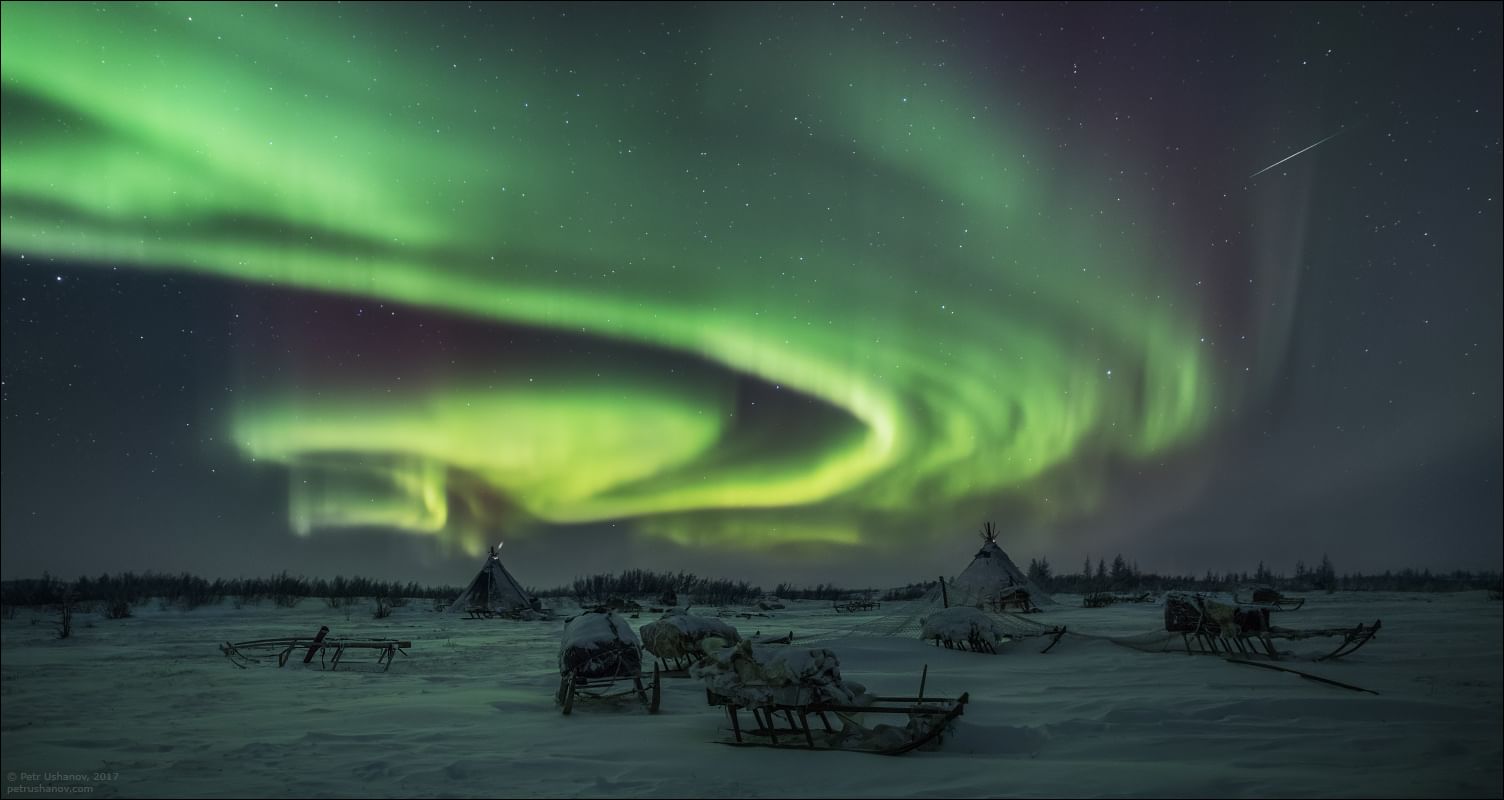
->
[2, 3, 1499, 589]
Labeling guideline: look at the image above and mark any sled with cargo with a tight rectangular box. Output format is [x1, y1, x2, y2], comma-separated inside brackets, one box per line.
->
[640, 609, 741, 676]
[921, 606, 1066, 654]
[694, 643, 968, 755]
[1164, 593, 1378, 661]
[556, 608, 660, 714]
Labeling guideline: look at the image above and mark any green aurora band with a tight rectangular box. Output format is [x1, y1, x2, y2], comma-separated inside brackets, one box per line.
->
[1, 3, 1216, 553]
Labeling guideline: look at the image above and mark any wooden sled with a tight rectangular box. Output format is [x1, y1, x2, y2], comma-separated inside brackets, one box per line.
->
[750, 630, 795, 646]
[1233, 587, 1306, 610]
[651, 655, 696, 677]
[463, 605, 549, 620]
[1083, 591, 1154, 608]
[221, 625, 410, 671]
[927, 625, 1066, 655]
[1165, 594, 1378, 661]
[986, 587, 1041, 614]
[557, 609, 661, 715]
[832, 599, 881, 613]
[923, 605, 1066, 655]
[929, 633, 999, 654]
[641, 611, 744, 678]
[651, 632, 791, 677]
[706, 667, 967, 756]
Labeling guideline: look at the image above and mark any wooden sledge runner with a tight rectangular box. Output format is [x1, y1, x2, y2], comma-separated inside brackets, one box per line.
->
[1225, 658, 1380, 694]
[706, 666, 968, 756]
[558, 664, 662, 715]
[1164, 593, 1378, 661]
[220, 625, 410, 671]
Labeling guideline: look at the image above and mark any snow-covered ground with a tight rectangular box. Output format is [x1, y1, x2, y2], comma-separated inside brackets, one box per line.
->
[2, 592, 1499, 797]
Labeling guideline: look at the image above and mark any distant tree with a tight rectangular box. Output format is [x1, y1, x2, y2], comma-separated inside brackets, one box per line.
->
[1027, 557, 1053, 588]
[1110, 555, 1133, 588]
[1315, 554, 1337, 592]
[55, 588, 74, 640]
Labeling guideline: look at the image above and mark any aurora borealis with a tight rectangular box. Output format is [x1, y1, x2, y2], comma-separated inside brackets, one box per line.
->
[2, 3, 1499, 584]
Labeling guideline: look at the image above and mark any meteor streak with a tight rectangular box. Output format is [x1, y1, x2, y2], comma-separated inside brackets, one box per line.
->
[1249, 129, 1345, 178]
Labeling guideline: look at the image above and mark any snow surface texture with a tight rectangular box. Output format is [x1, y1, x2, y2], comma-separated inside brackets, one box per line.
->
[639, 610, 741, 661]
[1, 592, 1500, 797]
[920, 606, 1008, 645]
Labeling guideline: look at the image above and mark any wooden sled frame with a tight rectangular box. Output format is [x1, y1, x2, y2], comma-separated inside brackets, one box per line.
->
[1233, 591, 1306, 611]
[1083, 592, 1155, 608]
[221, 625, 410, 672]
[1167, 596, 1379, 661]
[987, 594, 1042, 614]
[652, 654, 698, 677]
[557, 663, 661, 715]
[705, 668, 968, 756]
[926, 625, 1067, 655]
[463, 605, 546, 620]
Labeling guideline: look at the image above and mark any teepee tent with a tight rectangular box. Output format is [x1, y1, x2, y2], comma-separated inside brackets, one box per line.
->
[951, 522, 1054, 606]
[448, 546, 539, 614]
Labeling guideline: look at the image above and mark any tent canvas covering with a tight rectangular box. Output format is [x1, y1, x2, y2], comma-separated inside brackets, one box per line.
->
[447, 548, 536, 614]
[952, 539, 1054, 606]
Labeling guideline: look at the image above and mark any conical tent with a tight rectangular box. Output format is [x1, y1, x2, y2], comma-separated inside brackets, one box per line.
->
[951, 523, 1054, 606]
[448, 547, 537, 614]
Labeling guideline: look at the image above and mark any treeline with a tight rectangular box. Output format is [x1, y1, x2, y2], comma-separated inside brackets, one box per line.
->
[1026, 554, 1503, 594]
[6, 556, 1496, 618]
[0, 571, 461, 611]
[539, 569, 762, 606]
[883, 580, 939, 601]
[772, 583, 859, 601]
